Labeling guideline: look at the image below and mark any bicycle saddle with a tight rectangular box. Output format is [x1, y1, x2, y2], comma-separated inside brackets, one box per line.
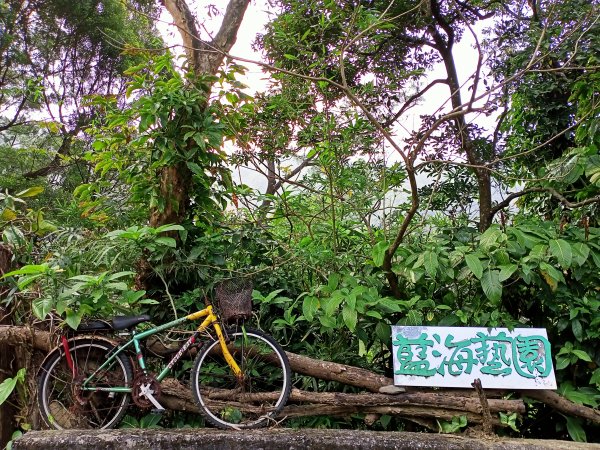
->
[112, 314, 152, 330]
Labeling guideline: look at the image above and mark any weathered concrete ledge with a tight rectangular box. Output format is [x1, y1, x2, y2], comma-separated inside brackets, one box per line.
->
[13, 428, 600, 450]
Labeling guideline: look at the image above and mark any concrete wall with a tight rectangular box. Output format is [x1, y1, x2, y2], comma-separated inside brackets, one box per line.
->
[13, 428, 600, 450]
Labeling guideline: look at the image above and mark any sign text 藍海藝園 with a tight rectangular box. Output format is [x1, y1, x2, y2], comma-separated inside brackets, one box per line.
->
[391, 326, 556, 389]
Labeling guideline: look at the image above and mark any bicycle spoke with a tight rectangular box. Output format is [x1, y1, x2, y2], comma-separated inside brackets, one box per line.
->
[192, 327, 291, 429]
[38, 340, 132, 430]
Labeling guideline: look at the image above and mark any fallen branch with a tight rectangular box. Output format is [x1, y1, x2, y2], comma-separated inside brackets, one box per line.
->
[0, 325, 54, 353]
[523, 389, 600, 423]
[282, 404, 505, 426]
[287, 388, 525, 415]
[285, 351, 392, 393]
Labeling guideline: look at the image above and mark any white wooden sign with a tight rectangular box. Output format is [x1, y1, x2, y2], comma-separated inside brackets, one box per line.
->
[392, 326, 557, 389]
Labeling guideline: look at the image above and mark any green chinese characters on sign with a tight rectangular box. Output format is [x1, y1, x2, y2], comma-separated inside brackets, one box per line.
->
[471, 331, 513, 376]
[392, 333, 437, 377]
[393, 329, 552, 380]
[513, 334, 552, 379]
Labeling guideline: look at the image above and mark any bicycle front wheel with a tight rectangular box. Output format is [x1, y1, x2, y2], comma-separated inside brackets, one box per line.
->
[37, 338, 132, 429]
[191, 326, 291, 429]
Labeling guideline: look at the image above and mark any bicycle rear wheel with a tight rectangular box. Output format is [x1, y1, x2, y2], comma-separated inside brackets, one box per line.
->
[191, 326, 291, 429]
[37, 338, 132, 429]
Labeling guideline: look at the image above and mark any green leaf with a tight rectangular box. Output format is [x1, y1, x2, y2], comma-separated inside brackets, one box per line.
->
[565, 416, 587, 442]
[32, 297, 53, 319]
[403, 309, 423, 326]
[16, 186, 44, 198]
[371, 241, 389, 267]
[138, 298, 159, 305]
[571, 243, 590, 266]
[479, 226, 502, 251]
[571, 350, 592, 362]
[17, 273, 46, 290]
[585, 154, 600, 186]
[465, 254, 483, 279]
[498, 264, 518, 282]
[326, 273, 340, 291]
[119, 415, 139, 428]
[302, 296, 319, 321]
[318, 315, 337, 329]
[153, 224, 184, 233]
[140, 412, 163, 428]
[0, 368, 25, 405]
[342, 305, 358, 331]
[437, 415, 468, 433]
[375, 322, 391, 344]
[107, 282, 129, 291]
[555, 356, 570, 370]
[2, 264, 49, 279]
[481, 270, 502, 305]
[423, 251, 439, 277]
[322, 292, 344, 316]
[65, 310, 83, 330]
[499, 412, 519, 432]
[255, 289, 283, 305]
[376, 297, 402, 312]
[122, 290, 147, 304]
[186, 162, 203, 175]
[571, 319, 584, 342]
[549, 239, 573, 268]
[108, 271, 136, 280]
[155, 237, 177, 248]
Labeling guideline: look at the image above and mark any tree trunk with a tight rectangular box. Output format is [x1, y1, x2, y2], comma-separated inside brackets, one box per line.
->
[135, 0, 250, 290]
[148, 163, 192, 229]
[427, 0, 493, 231]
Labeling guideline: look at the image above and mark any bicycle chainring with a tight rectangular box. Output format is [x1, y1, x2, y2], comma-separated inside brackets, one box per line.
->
[131, 374, 161, 409]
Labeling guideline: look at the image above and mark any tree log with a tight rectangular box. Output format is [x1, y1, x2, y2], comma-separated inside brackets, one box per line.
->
[523, 389, 600, 423]
[282, 404, 505, 426]
[287, 389, 525, 414]
[285, 351, 392, 393]
[0, 326, 54, 353]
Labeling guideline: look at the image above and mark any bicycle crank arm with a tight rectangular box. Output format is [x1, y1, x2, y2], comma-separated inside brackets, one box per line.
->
[139, 383, 165, 412]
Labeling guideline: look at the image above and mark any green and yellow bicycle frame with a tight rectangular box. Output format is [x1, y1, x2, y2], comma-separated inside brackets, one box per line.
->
[67, 304, 242, 394]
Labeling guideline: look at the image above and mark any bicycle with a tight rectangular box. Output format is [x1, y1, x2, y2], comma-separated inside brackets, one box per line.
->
[36, 280, 292, 430]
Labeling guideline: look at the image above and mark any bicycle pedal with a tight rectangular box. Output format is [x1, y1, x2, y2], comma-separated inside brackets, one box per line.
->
[150, 408, 165, 415]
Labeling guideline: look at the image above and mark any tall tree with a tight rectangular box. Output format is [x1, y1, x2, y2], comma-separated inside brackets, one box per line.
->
[149, 0, 250, 228]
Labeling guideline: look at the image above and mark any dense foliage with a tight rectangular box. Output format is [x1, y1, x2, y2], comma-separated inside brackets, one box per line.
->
[1, 0, 599, 443]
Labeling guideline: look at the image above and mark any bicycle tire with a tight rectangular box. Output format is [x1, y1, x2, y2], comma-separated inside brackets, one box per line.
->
[37, 338, 133, 429]
[191, 326, 292, 429]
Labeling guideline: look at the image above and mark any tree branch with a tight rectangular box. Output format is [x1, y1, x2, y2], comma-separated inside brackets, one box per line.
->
[490, 188, 600, 218]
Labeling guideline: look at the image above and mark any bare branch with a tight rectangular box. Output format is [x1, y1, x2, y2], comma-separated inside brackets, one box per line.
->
[490, 188, 600, 218]
[381, 78, 448, 128]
